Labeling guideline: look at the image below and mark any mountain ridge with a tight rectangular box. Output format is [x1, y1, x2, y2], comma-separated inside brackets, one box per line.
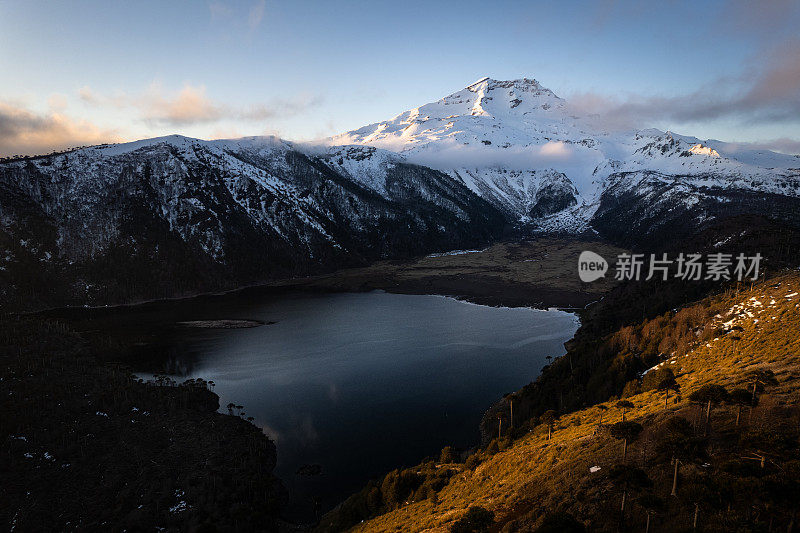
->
[0, 135, 507, 311]
[328, 77, 800, 228]
[2, 77, 800, 310]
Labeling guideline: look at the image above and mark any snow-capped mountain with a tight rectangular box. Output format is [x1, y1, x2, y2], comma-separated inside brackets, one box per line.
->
[2, 76, 800, 309]
[330, 77, 800, 234]
[0, 135, 504, 310]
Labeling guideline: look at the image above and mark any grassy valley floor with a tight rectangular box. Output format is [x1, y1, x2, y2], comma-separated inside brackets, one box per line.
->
[271, 239, 626, 309]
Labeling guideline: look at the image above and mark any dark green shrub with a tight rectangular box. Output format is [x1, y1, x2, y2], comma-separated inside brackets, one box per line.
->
[465, 454, 481, 470]
[534, 512, 585, 532]
[440, 446, 459, 463]
[642, 367, 675, 392]
[450, 506, 495, 533]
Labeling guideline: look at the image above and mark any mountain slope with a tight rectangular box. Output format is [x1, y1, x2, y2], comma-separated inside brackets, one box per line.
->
[0, 136, 506, 310]
[3, 77, 800, 309]
[320, 271, 800, 532]
[330, 77, 800, 238]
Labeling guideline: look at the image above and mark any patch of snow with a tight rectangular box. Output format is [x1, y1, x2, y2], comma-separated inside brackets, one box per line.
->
[326, 78, 800, 223]
[169, 501, 188, 514]
[427, 248, 487, 258]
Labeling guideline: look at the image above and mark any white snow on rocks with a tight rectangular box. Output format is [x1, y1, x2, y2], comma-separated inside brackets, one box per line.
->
[327, 77, 800, 224]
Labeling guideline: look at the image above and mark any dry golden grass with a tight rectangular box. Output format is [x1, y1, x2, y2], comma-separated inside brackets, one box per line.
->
[346, 272, 800, 532]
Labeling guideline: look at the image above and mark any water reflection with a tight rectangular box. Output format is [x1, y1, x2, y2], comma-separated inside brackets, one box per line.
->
[54, 291, 579, 522]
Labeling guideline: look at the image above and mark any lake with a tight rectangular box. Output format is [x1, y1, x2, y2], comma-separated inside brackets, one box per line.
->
[57, 290, 579, 522]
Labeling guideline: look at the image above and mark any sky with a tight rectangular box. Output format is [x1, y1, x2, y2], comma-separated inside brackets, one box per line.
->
[1, 0, 799, 156]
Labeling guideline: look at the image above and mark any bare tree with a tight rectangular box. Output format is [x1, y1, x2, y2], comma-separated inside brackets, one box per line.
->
[746, 368, 777, 404]
[637, 493, 665, 533]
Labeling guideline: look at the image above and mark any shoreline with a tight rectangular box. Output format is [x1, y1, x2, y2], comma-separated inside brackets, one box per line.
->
[8, 239, 627, 527]
[26, 239, 625, 318]
[33, 280, 595, 323]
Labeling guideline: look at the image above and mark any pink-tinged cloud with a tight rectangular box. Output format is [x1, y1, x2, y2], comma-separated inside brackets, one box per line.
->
[721, 138, 800, 156]
[78, 85, 99, 104]
[47, 94, 68, 112]
[724, 0, 799, 39]
[0, 102, 121, 157]
[567, 38, 800, 130]
[142, 84, 223, 126]
[80, 82, 323, 127]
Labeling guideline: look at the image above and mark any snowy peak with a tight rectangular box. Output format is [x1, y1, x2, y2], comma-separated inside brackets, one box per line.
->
[329, 77, 568, 154]
[465, 76, 559, 100]
[461, 77, 562, 117]
[430, 76, 563, 119]
[688, 143, 720, 158]
[466, 76, 492, 88]
[329, 76, 800, 228]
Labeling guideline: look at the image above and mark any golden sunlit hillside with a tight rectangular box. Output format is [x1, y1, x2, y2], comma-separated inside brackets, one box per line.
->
[322, 272, 800, 532]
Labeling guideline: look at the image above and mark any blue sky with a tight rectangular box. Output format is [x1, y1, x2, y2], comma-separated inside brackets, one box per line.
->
[1, 0, 799, 155]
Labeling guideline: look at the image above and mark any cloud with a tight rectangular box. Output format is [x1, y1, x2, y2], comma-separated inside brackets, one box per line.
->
[584, 0, 799, 41]
[539, 140, 571, 158]
[78, 83, 223, 126]
[247, 0, 266, 30]
[209, 127, 244, 140]
[79, 82, 323, 128]
[0, 102, 121, 156]
[208, 0, 266, 33]
[587, 0, 619, 30]
[761, 138, 800, 155]
[402, 138, 603, 175]
[142, 83, 223, 126]
[566, 39, 800, 131]
[47, 94, 68, 112]
[207, 1, 233, 20]
[78, 85, 99, 104]
[740, 40, 800, 117]
[719, 138, 800, 156]
[240, 94, 324, 121]
[724, 0, 800, 39]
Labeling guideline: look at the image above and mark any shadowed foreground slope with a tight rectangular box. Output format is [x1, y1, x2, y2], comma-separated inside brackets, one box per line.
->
[0, 318, 287, 532]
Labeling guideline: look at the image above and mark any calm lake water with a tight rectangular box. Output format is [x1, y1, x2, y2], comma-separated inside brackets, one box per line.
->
[57, 290, 578, 522]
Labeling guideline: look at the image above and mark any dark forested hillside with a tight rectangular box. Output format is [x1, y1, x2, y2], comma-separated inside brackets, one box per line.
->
[0, 138, 508, 312]
[0, 317, 288, 531]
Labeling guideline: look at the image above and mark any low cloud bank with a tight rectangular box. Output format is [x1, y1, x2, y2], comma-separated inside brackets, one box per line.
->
[0, 102, 120, 157]
[80, 83, 324, 128]
[398, 140, 605, 193]
[566, 39, 800, 142]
